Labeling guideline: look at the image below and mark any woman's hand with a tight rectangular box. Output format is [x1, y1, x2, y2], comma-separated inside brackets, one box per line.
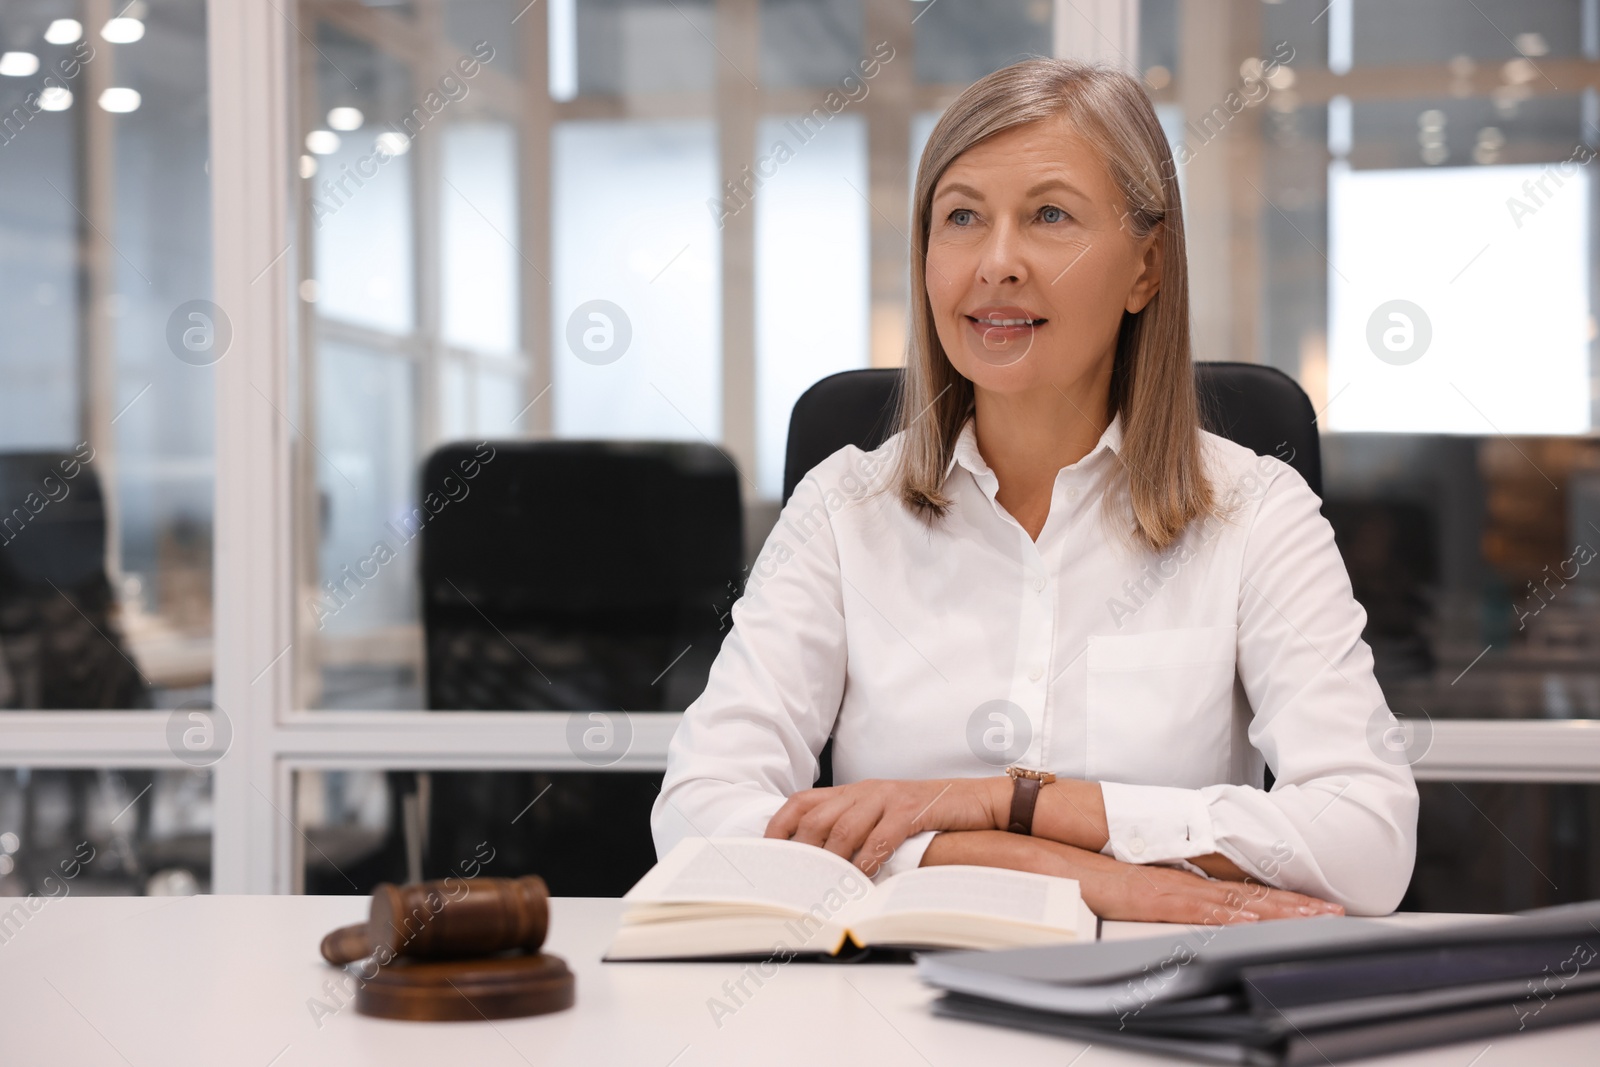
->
[923, 831, 1345, 924]
[764, 778, 1003, 874]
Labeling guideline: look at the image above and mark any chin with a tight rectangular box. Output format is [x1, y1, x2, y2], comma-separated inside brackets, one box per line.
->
[948, 348, 1050, 392]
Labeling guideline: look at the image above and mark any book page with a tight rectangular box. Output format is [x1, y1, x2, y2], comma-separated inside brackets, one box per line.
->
[860, 864, 1084, 930]
[627, 838, 875, 917]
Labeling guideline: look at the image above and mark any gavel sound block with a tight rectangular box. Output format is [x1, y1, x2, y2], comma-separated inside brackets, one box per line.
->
[320, 874, 575, 1022]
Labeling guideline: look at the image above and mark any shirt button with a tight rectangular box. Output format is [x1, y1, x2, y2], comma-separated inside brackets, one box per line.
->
[1129, 836, 1146, 856]
[1032, 576, 1045, 592]
[1028, 666, 1043, 682]
[1066, 487, 1080, 503]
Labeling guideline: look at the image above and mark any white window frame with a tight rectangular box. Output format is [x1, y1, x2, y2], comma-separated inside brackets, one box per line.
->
[2, 0, 1598, 894]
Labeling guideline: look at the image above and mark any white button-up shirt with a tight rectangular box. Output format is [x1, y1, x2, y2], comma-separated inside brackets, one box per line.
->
[652, 412, 1419, 915]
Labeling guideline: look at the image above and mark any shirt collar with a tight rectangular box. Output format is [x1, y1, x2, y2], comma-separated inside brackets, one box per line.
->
[945, 410, 1124, 485]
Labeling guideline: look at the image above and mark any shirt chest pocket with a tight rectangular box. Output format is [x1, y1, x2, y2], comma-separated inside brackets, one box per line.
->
[1085, 625, 1237, 788]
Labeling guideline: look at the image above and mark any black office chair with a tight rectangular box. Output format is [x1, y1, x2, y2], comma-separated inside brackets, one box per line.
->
[781, 363, 1322, 788]
[421, 441, 744, 713]
[0, 451, 153, 893]
[0, 452, 148, 709]
[783, 362, 1321, 503]
[340, 441, 745, 897]
[1323, 499, 1437, 683]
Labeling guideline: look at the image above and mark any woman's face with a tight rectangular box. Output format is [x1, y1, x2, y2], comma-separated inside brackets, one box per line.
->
[925, 113, 1162, 400]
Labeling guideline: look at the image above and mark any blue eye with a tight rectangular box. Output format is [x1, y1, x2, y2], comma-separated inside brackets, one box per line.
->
[1040, 205, 1068, 223]
[947, 208, 975, 226]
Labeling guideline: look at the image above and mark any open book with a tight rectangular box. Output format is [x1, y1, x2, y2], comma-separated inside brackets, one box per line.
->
[605, 837, 1099, 961]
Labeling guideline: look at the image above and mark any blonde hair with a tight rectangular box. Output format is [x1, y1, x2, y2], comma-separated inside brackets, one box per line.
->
[892, 57, 1213, 552]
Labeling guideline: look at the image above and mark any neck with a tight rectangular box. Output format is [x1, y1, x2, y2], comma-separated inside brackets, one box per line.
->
[970, 368, 1112, 539]
[973, 377, 1112, 488]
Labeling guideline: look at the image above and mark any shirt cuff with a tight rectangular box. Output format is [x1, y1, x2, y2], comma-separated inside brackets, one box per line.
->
[871, 830, 937, 883]
[1099, 781, 1217, 866]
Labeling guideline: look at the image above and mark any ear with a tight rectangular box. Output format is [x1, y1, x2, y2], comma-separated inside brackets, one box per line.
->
[1124, 228, 1163, 314]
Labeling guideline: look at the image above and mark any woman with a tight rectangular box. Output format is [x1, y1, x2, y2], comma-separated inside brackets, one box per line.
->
[651, 58, 1417, 923]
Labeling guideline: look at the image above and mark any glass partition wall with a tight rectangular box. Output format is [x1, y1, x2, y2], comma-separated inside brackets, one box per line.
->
[294, 0, 1054, 713]
[0, 0, 216, 894]
[4, 0, 1598, 905]
[278, 0, 1053, 894]
[1140, 0, 1600, 909]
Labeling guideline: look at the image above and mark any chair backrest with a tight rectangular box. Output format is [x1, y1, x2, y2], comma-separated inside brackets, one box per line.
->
[0, 450, 108, 591]
[781, 362, 1323, 505]
[0, 451, 146, 708]
[781, 366, 1317, 792]
[413, 439, 745, 896]
[419, 440, 745, 712]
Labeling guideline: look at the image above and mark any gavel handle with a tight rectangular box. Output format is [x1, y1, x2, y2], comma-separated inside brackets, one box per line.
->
[320, 922, 374, 965]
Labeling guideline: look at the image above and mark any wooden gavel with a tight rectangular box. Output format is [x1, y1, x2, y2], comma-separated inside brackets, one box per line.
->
[321, 874, 551, 965]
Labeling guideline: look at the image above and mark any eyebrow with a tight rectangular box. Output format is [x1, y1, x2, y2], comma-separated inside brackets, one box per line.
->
[934, 178, 1087, 202]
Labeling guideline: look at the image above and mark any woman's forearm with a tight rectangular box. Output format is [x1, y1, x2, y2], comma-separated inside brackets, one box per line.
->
[1024, 777, 1110, 850]
[919, 827, 1116, 878]
[976, 777, 1252, 882]
[919, 829, 1233, 897]
[920, 829, 1343, 923]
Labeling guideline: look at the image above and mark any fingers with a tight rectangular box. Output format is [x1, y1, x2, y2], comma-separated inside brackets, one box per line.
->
[790, 795, 857, 849]
[851, 812, 918, 876]
[1117, 875, 1269, 925]
[1243, 884, 1344, 918]
[1178, 879, 1343, 924]
[763, 787, 838, 840]
[819, 800, 888, 864]
[1087, 862, 1347, 926]
[764, 783, 910, 875]
[1202, 878, 1341, 918]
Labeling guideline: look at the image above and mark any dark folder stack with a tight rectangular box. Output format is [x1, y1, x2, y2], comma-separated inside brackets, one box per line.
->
[916, 900, 1600, 1065]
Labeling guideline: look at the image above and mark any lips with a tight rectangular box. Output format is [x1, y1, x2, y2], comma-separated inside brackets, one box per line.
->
[963, 303, 1043, 366]
[965, 304, 1047, 328]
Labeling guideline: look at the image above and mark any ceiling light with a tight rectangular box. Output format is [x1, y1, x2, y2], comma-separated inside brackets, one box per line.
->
[374, 131, 410, 156]
[38, 86, 73, 111]
[44, 19, 84, 45]
[305, 129, 340, 155]
[101, 17, 146, 44]
[327, 106, 363, 131]
[98, 87, 141, 113]
[0, 52, 40, 77]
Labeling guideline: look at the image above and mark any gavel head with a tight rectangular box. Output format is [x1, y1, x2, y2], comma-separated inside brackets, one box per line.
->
[368, 874, 550, 960]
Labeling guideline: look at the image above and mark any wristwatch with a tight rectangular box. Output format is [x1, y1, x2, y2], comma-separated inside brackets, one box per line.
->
[1004, 765, 1057, 835]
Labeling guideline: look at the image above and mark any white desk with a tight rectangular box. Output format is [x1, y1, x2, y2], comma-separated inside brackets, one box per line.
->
[0, 896, 1591, 1066]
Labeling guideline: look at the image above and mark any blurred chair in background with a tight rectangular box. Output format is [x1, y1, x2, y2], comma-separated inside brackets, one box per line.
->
[337, 442, 745, 896]
[0, 452, 147, 710]
[0, 451, 153, 894]
[1323, 500, 1438, 682]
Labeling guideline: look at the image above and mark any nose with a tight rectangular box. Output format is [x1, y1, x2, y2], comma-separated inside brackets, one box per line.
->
[975, 216, 1028, 287]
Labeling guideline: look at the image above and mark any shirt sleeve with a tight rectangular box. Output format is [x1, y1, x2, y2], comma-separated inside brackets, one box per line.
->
[651, 457, 923, 884]
[876, 830, 938, 877]
[1096, 458, 1419, 915]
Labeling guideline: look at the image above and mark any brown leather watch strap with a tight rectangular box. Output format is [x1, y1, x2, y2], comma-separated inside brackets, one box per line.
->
[1006, 775, 1043, 835]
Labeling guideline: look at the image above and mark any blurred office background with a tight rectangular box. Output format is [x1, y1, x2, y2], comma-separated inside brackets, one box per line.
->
[0, 0, 1597, 910]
